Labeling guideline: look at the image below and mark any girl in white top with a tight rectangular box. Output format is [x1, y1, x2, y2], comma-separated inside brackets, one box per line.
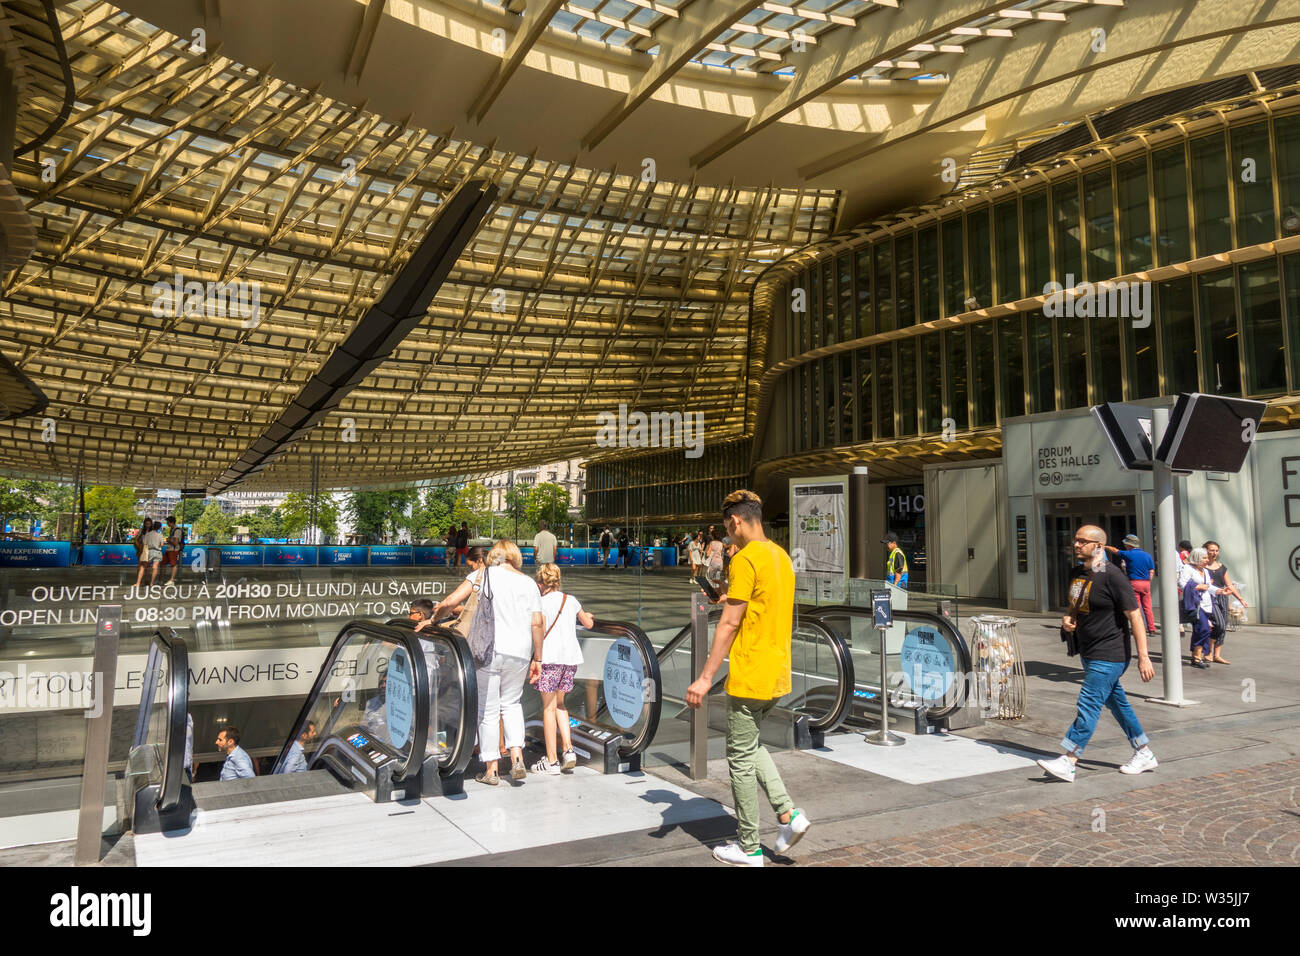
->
[530, 563, 594, 775]
[135, 519, 164, 588]
[432, 540, 543, 785]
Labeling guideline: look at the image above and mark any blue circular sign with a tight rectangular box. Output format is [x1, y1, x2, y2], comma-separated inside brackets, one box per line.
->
[602, 638, 645, 730]
[899, 625, 956, 704]
[385, 647, 415, 749]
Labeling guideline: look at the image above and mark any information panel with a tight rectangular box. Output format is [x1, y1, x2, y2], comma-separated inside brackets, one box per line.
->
[790, 476, 849, 602]
[81, 545, 139, 566]
[369, 546, 412, 566]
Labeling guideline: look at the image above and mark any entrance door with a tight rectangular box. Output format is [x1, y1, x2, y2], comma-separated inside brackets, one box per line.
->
[1043, 496, 1137, 610]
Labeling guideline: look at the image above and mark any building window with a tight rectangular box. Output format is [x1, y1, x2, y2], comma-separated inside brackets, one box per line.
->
[917, 226, 939, 322]
[822, 261, 836, 346]
[1153, 144, 1191, 265]
[1023, 189, 1050, 297]
[1052, 177, 1083, 283]
[1284, 253, 1300, 389]
[1276, 112, 1300, 238]
[1231, 122, 1274, 246]
[994, 199, 1020, 303]
[1091, 313, 1124, 404]
[1117, 157, 1153, 273]
[1159, 277, 1198, 394]
[968, 206, 992, 309]
[998, 313, 1026, 418]
[838, 353, 854, 442]
[942, 216, 965, 316]
[896, 338, 917, 436]
[855, 247, 873, 337]
[1057, 313, 1088, 410]
[874, 242, 894, 332]
[1083, 167, 1116, 282]
[920, 334, 943, 433]
[823, 356, 837, 445]
[1239, 258, 1286, 395]
[856, 348, 874, 442]
[876, 344, 895, 439]
[944, 328, 970, 429]
[895, 233, 916, 328]
[970, 321, 996, 427]
[1027, 311, 1056, 414]
[838, 254, 854, 343]
[810, 268, 821, 349]
[1191, 133, 1232, 257]
[1197, 269, 1242, 396]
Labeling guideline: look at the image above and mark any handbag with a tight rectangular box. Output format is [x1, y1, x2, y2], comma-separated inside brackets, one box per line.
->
[447, 570, 481, 640]
[1180, 576, 1200, 623]
[466, 566, 496, 666]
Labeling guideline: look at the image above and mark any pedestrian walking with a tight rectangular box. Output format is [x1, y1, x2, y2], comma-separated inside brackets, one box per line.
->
[1179, 546, 1220, 669]
[1036, 525, 1157, 783]
[882, 531, 908, 589]
[1203, 541, 1246, 664]
[1104, 533, 1156, 632]
[530, 563, 592, 775]
[686, 489, 810, 866]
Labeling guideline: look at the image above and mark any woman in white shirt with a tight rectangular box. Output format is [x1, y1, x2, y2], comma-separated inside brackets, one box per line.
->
[1177, 547, 1220, 670]
[530, 563, 594, 775]
[432, 540, 543, 785]
[135, 518, 164, 588]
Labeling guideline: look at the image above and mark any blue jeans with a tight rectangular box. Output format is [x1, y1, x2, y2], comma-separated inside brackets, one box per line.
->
[1062, 658, 1149, 756]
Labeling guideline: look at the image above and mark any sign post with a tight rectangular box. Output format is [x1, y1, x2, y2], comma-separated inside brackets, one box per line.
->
[864, 590, 904, 747]
[1149, 406, 1190, 707]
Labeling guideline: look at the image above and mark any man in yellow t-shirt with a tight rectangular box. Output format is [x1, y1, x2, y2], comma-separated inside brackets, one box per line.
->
[686, 489, 811, 866]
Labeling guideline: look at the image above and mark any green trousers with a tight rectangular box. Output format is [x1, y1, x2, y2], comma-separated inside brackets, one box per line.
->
[726, 696, 794, 854]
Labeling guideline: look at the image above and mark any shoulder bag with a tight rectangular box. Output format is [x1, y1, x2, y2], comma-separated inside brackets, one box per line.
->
[448, 569, 481, 640]
[466, 566, 496, 665]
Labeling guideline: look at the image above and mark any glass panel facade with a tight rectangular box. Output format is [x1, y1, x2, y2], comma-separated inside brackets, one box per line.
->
[875, 242, 894, 333]
[838, 352, 855, 441]
[1231, 122, 1274, 246]
[855, 248, 873, 338]
[857, 348, 873, 442]
[1277, 112, 1300, 236]
[822, 356, 837, 441]
[1057, 313, 1088, 410]
[942, 216, 965, 316]
[1091, 313, 1124, 404]
[968, 206, 992, 309]
[1023, 189, 1050, 297]
[895, 233, 916, 328]
[917, 226, 939, 322]
[1027, 312, 1055, 414]
[838, 255, 854, 342]
[1126, 302, 1159, 400]
[994, 199, 1020, 303]
[970, 321, 996, 427]
[1285, 253, 1300, 388]
[876, 344, 895, 439]
[1153, 144, 1191, 264]
[920, 334, 943, 433]
[1052, 178, 1083, 283]
[1159, 277, 1198, 394]
[1083, 167, 1116, 282]
[1197, 269, 1241, 396]
[1117, 156, 1153, 273]
[944, 329, 969, 430]
[1190, 133, 1231, 256]
[998, 313, 1026, 418]
[822, 261, 836, 345]
[1239, 258, 1286, 395]
[897, 338, 917, 436]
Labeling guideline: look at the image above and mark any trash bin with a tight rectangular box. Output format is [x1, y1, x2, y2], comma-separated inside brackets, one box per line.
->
[969, 615, 1025, 720]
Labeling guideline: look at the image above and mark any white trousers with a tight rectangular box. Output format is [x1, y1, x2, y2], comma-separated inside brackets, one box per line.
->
[476, 652, 529, 757]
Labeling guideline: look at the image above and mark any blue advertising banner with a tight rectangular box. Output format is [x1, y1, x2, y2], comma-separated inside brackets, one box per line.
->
[556, 547, 586, 566]
[319, 546, 367, 566]
[368, 546, 412, 566]
[81, 544, 139, 566]
[265, 545, 317, 566]
[218, 545, 263, 566]
[413, 547, 447, 566]
[520, 548, 535, 567]
[0, 540, 71, 567]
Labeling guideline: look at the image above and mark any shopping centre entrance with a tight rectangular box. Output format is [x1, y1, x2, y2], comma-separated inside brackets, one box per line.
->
[1043, 495, 1137, 612]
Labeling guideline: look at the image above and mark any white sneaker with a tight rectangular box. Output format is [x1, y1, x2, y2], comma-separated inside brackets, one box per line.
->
[530, 757, 560, 776]
[1036, 754, 1076, 782]
[1119, 748, 1158, 775]
[712, 842, 764, 867]
[561, 750, 577, 772]
[775, 808, 811, 854]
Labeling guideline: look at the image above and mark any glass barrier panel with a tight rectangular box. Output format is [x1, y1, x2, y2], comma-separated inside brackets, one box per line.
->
[418, 636, 461, 765]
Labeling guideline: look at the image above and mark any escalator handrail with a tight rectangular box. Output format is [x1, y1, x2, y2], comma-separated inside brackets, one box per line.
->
[581, 618, 662, 759]
[804, 605, 974, 719]
[142, 626, 188, 813]
[652, 601, 723, 665]
[385, 618, 480, 777]
[272, 620, 429, 783]
[793, 616, 855, 734]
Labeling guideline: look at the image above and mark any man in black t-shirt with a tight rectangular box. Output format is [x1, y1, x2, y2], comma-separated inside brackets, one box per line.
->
[1037, 525, 1158, 784]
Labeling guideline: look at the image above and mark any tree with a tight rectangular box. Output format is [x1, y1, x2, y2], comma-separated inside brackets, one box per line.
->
[345, 488, 419, 543]
[282, 492, 338, 542]
[193, 503, 233, 543]
[83, 486, 138, 542]
[526, 482, 572, 532]
[410, 484, 459, 542]
[502, 483, 536, 540]
[176, 499, 206, 526]
[244, 505, 284, 540]
[453, 482, 493, 539]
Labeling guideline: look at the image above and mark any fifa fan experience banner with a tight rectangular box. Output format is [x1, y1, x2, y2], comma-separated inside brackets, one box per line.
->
[0, 541, 71, 567]
[790, 476, 849, 603]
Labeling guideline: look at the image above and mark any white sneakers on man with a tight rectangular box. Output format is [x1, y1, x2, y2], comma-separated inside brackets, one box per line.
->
[1036, 754, 1077, 782]
[1119, 747, 1158, 774]
[712, 842, 764, 866]
[775, 809, 811, 853]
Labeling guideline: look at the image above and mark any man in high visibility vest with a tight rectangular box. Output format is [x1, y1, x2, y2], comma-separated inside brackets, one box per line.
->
[882, 532, 909, 589]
